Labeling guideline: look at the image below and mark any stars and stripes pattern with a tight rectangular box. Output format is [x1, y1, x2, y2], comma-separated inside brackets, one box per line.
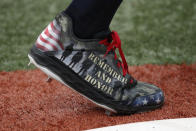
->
[132, 92, 164, 107]
[35, 20, 64, 51]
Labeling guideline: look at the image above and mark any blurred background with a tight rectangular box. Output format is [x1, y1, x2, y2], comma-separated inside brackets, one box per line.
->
[0, 0, 196, 71]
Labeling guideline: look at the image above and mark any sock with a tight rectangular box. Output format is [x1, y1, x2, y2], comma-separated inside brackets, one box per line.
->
[64, 0, 123, 39]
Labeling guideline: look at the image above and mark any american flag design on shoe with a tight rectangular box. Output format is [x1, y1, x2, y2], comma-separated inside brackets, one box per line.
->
[35, 20, 64, 51]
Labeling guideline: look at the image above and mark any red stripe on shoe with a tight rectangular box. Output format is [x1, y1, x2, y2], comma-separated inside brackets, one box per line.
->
[51, 22, 60, 35]
[53, 20, 61, 31]
[39, 35, 58, 51]
[44, 28, 64, 50]
[35, 42, 49, 51]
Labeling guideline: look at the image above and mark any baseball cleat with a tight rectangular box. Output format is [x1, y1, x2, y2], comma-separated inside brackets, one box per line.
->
[28, 12, 164, 115]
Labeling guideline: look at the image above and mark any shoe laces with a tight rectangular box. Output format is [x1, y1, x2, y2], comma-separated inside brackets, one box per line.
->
[99, 31, 128, 77]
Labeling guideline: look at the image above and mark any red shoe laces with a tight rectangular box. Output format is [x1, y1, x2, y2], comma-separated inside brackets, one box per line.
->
[99, 31, 128, 77]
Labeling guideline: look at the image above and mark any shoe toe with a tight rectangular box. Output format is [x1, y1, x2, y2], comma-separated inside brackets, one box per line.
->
[130, 81, 164, 109]
[131, 90, 164, 108]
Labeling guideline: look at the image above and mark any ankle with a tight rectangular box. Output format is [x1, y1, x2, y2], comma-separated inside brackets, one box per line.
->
[63, 11, 110, 39]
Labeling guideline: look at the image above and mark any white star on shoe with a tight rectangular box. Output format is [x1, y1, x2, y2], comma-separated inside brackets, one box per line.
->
[159, 92, 163, 96]
[156, 98, 161, 104]
[150, 95, 154, 100]
[142, 99, 148, 105]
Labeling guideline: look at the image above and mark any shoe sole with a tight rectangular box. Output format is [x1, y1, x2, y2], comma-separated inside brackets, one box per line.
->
[28, 53, 164, 115]
[28, 54, 117, 114]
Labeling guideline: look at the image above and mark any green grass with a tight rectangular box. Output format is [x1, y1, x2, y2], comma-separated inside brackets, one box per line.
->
[0, 0, 196, 71]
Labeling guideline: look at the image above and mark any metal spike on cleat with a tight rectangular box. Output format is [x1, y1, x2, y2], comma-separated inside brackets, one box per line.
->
[105, 110, 112, 116]
[28, 60, 32, 66]
[46, 76, 52, 82]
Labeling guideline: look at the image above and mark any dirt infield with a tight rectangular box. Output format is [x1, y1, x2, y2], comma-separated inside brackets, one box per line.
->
[0, 64, 196, 130]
